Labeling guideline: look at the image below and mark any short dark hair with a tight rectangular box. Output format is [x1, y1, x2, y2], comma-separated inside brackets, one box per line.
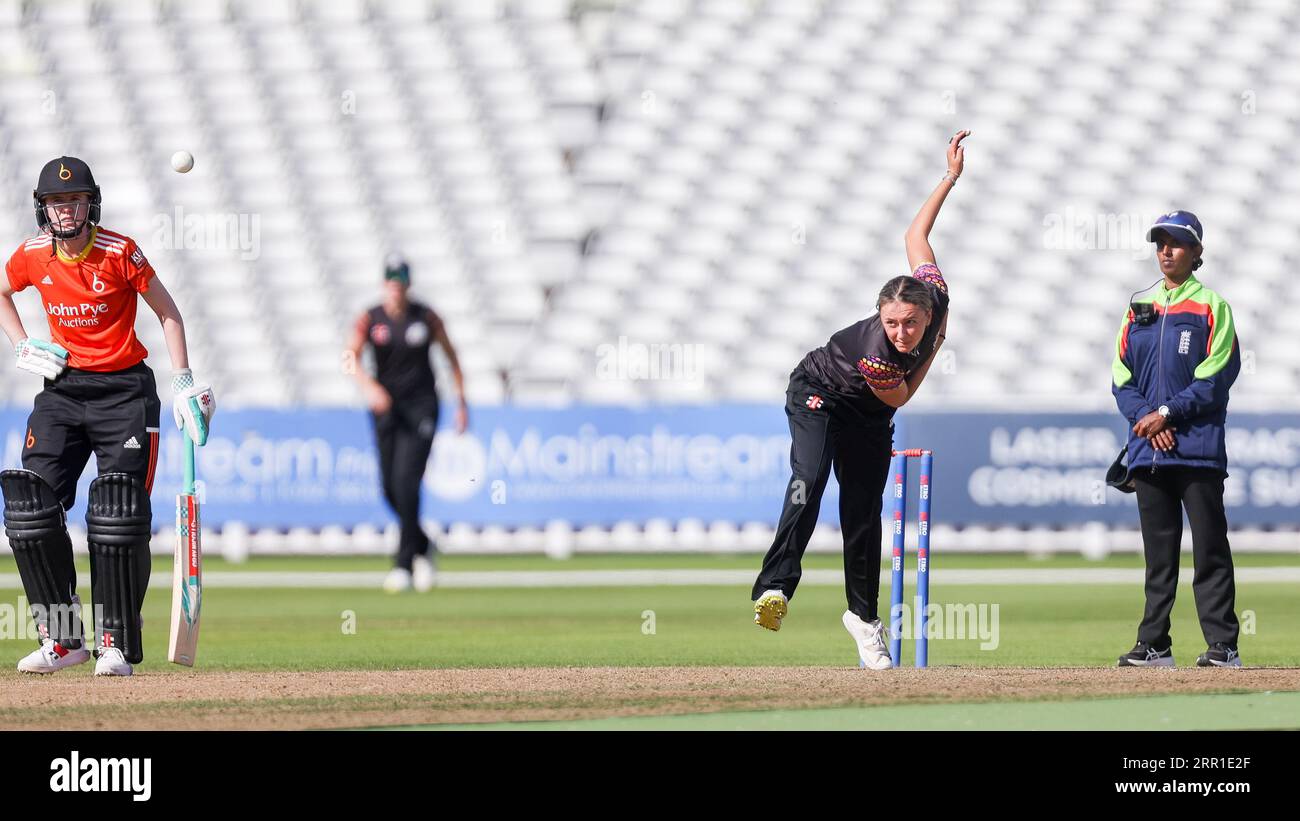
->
[877, 276, 934, 313]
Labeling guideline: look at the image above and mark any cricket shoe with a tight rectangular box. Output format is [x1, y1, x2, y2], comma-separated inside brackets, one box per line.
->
[412, 555, 438, 593]
[1116, 641, 1175, 668]
[383, 567, 413, 594]
[753, 590, 788, 631]
[93, 647, 133, 677]
[1195, 643, 1242, 668]
[17, 639, 92, 675]
[842, 611, 893, 670]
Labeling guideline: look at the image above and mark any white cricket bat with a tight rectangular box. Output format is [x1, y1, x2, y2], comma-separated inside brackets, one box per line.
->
[168, 435, 202, 666]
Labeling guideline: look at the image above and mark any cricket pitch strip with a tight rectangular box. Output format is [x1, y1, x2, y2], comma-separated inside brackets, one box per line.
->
[2, 666, 1298, 730]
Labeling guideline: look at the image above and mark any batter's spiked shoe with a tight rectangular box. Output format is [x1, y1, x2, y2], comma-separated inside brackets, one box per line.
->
[94, 647, 133, 677]
[17, 639, 91, 674]
[18, 595, 90, 674]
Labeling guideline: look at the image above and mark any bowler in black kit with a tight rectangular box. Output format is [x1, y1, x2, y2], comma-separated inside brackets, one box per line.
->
[752, 131, 968, 670]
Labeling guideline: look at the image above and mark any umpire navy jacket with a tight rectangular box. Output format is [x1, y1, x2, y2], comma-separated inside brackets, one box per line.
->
[1111, 274, 1240, 477]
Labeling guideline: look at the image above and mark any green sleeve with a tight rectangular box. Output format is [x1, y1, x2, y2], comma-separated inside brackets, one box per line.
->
[1111, 310, 1134, 387]
[1194, 294, 1236, 379]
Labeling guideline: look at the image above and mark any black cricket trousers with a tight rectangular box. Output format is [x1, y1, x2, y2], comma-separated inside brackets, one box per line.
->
[24, 363, 162, 508]
[753, 369, 894, 622]
[1133, 466, 1239, 649]
[21, 364, 161, 656]
[372, 399, 439, 570]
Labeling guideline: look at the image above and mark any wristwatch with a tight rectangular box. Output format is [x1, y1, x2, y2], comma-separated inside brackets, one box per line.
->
[1158, 405, 1170, 419]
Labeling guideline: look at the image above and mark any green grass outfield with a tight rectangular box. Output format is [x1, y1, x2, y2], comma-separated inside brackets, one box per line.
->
[3, 549, 1300, 576]
[400, 691, 1300, 731]
[1, 553, 1295, 670]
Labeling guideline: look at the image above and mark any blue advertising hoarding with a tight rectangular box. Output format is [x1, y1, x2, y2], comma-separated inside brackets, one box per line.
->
[1, 407, 1296, 530]
[905, 413, 1300, 526]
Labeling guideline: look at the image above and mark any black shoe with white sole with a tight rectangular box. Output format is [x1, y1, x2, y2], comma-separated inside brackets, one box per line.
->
[1117, 641, 1175, 667]
[1195, 643, 1242, 668]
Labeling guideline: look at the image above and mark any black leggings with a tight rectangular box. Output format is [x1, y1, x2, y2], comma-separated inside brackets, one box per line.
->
[1133, 466, 1239, 648]
[372, 401, 438, 570]
[753, 370, 894, 622]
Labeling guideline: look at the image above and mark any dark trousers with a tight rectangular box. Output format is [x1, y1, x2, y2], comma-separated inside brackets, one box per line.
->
[1133, 466, 1239, 649]
[753, 370, 894, 622]
[24, 363, 162, 508]
[20, 364, 161, 654]
[372, 399, 438, 570]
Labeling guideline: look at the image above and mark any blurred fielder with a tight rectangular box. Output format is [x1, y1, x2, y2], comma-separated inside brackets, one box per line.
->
[752, 132, 966, 669]
[347, 256, 468, 593]
[0, 156, 215, 676]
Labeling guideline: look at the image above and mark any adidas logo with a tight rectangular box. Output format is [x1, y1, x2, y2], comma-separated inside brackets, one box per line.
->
[123, 437, 141, 449]
[41, 275, 53, 285]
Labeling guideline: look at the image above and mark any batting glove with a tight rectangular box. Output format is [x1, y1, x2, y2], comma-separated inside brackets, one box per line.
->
[14, 337, 69, 380]
[172, 368, 216, 446]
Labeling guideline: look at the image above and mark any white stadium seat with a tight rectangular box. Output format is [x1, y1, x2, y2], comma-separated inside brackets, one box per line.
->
[0, 0, 1293, 417]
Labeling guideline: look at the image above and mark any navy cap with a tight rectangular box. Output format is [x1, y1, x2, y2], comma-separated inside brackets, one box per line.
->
[35, 156, 99, 199]
[1146, 211, 1203, 247]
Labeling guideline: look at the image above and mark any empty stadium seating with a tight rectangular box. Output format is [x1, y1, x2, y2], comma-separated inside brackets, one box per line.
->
[1, 0, 1294, 411]
[0, 0, 594, 407]
[2, 0, 1296, 552]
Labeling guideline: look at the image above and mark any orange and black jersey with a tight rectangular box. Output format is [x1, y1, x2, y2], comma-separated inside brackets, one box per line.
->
[798, 262, 949, 412]
[5, 227, 155, 372]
